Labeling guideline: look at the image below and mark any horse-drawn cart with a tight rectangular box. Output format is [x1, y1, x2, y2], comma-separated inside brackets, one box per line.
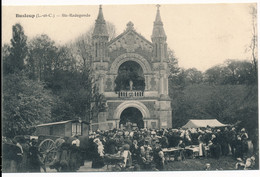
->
[35, 119, 90, 167]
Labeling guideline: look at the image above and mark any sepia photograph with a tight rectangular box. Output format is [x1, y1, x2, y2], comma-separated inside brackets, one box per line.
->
[2, 0, 259, 176]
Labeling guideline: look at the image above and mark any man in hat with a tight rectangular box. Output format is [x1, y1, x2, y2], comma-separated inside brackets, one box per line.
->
[105, 133, 118, 154]
[229, 127, 237, 157]
[240, 128, 249, 155]
[28, 139, 43, 172]
[152, 139, 164, 170]
[235, 135, 243, 159]
[130, 140, 139, 163]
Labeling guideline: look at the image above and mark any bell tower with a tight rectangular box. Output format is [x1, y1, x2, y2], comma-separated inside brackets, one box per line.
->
[151, 4, 169, 97]
[92, 5, 109, 94]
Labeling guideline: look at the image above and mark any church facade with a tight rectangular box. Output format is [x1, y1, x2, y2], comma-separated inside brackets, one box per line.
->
[91, 5, 172, 130]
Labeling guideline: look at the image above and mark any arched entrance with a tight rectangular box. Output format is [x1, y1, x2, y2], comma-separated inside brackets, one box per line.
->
[119, 107, 144, 128]
[114, 61, 145, 92]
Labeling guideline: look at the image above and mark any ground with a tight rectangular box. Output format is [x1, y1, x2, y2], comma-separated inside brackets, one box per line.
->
[43, 156, 239, 172]
[164, 156, 237, 171]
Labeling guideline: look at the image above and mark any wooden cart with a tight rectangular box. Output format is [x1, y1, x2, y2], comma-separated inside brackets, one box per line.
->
[35, 119, 90, 166]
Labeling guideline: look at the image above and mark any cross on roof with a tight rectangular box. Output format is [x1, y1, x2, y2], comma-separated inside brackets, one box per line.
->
[156, 4, 160, 10]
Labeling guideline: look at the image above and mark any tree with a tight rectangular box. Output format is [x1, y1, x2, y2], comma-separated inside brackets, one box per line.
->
[70, 21, 117, 69]
[204, 60, 255, 85]
[249, 5, 258, 82]
[184, 68, 203, 85]
[167, 48, 180, 82]
[64, 22, 116, 122]
[3, 72, 54, 138]
[2, 44, 11, 75]
[204, 65, 225, 85]
[4, 23, 28, 74]
[27, 34, 58, 82]
[54, 46, 77, 72]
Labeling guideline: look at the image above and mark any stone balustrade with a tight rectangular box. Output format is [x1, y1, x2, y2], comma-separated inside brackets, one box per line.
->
[118, 90, 144, 98]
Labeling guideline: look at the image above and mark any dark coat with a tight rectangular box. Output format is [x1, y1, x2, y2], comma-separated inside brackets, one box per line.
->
[28, 145, 42, 172]
[91, 143, 104, 169]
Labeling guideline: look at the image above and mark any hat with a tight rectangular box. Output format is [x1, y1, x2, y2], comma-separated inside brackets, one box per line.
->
[237, 158, 243, 162]
[154, 139, 160, 143]
[117, 131, 123, 136]
[93, 138, 100, 143]
[241, 128, 245, 132]
[123, 144, 130, 150]
[72, 141, 77, 145]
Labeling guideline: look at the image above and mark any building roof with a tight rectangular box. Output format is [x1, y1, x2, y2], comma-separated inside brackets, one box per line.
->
[92, 5, 108, 38]
[108, 22, 153, 46]
[182, 119, 228, 129]
[37, 119, 89, 127]
[151, 4, 167, 39]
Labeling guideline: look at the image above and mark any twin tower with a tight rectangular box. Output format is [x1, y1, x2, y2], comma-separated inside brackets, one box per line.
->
[91, 5, 172, 130]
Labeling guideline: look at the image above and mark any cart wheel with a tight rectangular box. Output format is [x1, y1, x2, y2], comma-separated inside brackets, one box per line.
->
[38, 139, 56, 165]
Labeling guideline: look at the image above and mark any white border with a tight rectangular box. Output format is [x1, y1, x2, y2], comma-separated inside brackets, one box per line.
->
[2, 0, 260, 177]
[2, 0, 259, 6]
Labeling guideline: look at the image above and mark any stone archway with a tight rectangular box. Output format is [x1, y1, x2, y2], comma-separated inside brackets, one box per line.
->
[120, 107, 144, 128]
[113, 101, 150, 120]
[109, 53, 152, 75]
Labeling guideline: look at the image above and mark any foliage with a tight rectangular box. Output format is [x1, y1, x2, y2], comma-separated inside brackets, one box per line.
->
[204, 60, 256, 85]
[248, 5, 258, 82]
[3, 72, 54, 138]
[171, 84, 213, 128]
[206, 85, 247, 124]
[27, 34, 58, 82]
[71, 21, 117, 67]
[3, 23, 27, 74]
[170, 57, 258, 133]
[184, 68, 203, 85]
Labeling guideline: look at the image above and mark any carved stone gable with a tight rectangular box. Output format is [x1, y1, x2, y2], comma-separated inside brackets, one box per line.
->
[108, 27, 153, 53]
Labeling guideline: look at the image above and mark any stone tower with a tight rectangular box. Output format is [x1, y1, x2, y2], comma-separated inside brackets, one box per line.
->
[91, 5, 172, 130]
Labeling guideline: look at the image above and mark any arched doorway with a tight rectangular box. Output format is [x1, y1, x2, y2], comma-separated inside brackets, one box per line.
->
[114, 61, 145, 92]
[119, 107, 144, 128]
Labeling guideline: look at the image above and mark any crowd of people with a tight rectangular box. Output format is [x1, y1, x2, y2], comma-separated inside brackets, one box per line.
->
[2, 135, 83, 172]
[2, 125, 259, 172]
[85, 125, 258, 171]
[3, 137, 45, 172]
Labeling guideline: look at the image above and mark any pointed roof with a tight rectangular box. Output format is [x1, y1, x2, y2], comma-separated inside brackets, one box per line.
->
[108, 22, 153, 46]
[182, 119, 228, 129]
[152, 4, 166, 39]
[93, 5, 108, 37]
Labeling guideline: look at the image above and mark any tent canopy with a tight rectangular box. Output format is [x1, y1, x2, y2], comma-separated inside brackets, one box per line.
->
[182, 119, 228, 129]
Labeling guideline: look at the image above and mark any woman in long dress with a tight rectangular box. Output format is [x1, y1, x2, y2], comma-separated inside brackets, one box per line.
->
[91, 138, 105, 168]
[198, 132, 205, 157]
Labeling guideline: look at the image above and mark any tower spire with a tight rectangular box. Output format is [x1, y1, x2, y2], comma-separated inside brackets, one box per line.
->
[152, 4, 166, 39]
[93, 5, 108, 37]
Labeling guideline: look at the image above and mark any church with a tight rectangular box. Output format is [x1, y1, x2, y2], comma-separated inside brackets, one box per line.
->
[91, 5, 172, 130]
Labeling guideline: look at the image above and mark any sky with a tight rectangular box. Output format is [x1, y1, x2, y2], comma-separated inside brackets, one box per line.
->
[2, 1, 257, 72]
